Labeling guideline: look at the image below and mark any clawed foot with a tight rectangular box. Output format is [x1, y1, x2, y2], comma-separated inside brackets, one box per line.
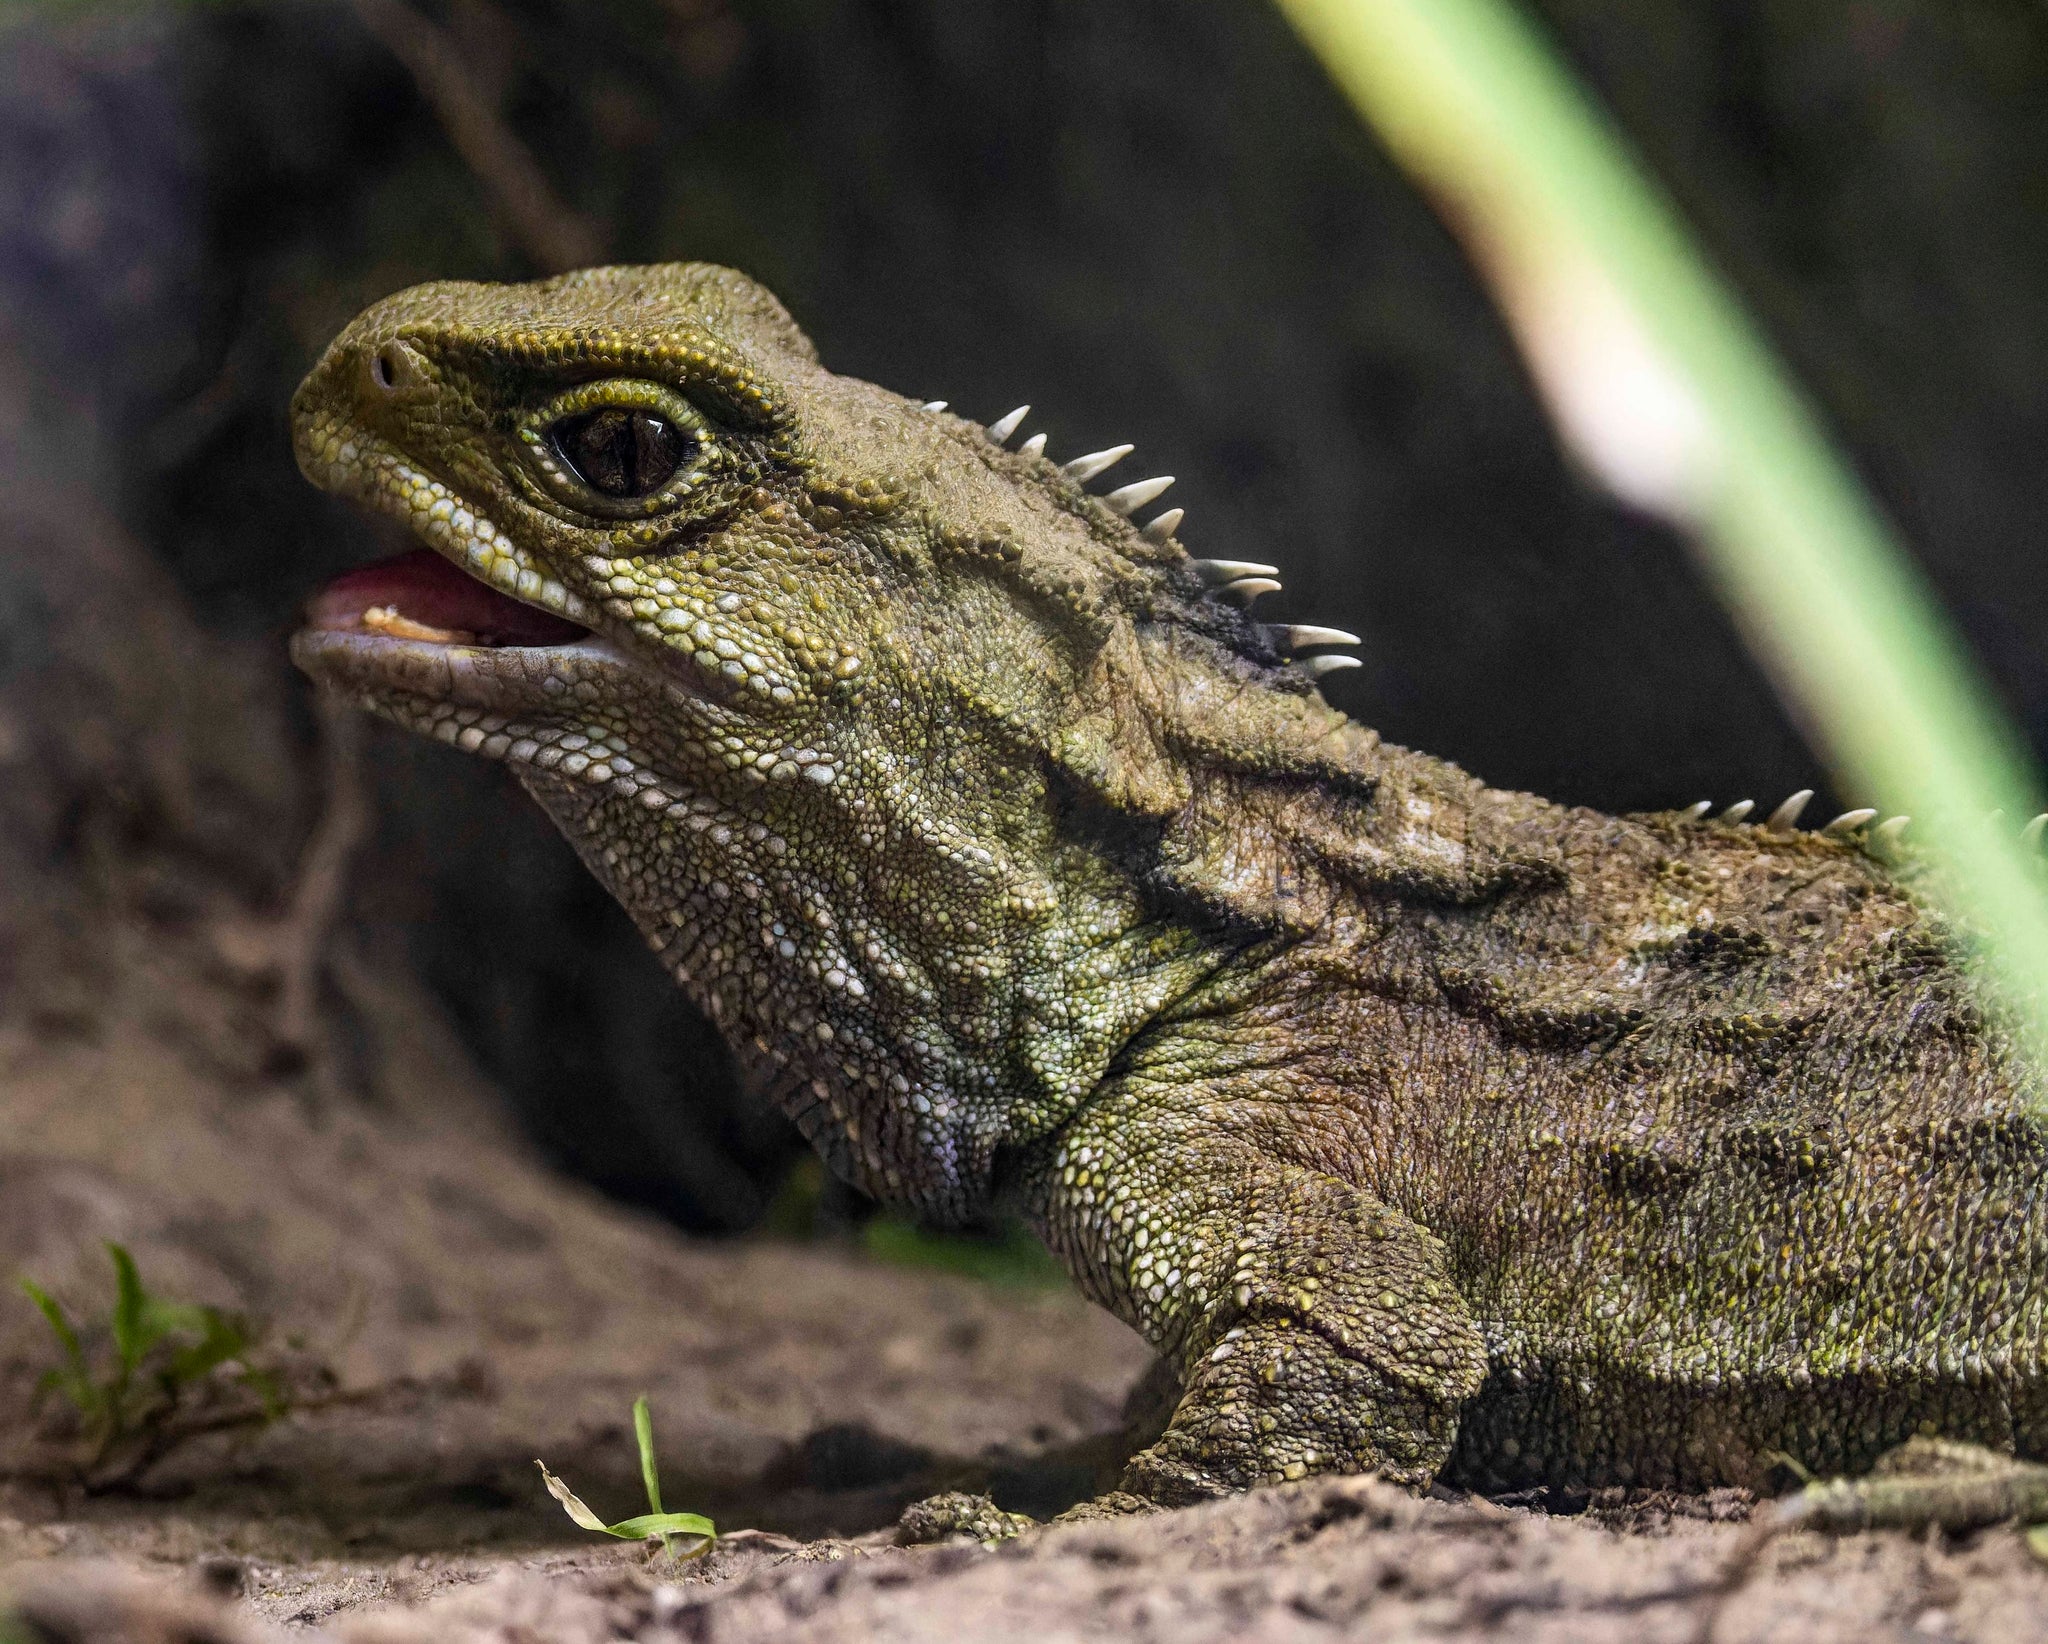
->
[1052, 1489, 1163, 1523]
[894, 1491, 1037, 1546]
[1112, 1306, 1466, 1507]
[1118, 1440, 1236, 1507]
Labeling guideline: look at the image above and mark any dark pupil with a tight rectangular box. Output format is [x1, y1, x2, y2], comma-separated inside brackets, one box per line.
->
[553, 408, 692, 498]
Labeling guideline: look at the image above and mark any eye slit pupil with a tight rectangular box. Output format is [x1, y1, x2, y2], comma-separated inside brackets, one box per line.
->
[635, 411, 680, 491]
[551, 407, 695, 499]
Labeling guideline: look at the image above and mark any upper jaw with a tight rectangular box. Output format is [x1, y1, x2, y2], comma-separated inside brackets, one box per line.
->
[290, 420, 720, 716]
[294, 414, 600, 633]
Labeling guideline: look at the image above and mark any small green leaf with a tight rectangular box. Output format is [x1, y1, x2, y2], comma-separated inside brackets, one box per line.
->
[610, 1511, 717, 1555]
[20, 1278, 86, 1376]
[634, 1395, 663, 1517]
[162, 1307, 250, 1386]
[107, 1244, 151, 1376]
[21, 1278, 100, 1423]
[20, 1242, 294, 1483]
[537, 1409, 717, 1564]
[144, 1296, 222, 1340]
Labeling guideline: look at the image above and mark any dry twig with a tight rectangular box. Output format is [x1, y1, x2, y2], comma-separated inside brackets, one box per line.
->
[271, 691, 372, 1070]
[351, 0, 605, 274]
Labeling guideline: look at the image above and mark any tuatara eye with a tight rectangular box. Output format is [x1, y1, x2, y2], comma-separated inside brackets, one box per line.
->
[550, 408, 697, 499]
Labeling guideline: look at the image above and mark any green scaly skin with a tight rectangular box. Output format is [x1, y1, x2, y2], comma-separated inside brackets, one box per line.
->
[290, 264, 2047, 1507]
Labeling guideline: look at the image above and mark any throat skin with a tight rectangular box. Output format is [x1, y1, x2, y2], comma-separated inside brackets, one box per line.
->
[288, 262, 2047, 1506]
[511, 751, 1240, 1226]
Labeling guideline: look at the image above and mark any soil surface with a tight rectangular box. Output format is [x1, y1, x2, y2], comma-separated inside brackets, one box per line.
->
[4, 872, 2048, 1642]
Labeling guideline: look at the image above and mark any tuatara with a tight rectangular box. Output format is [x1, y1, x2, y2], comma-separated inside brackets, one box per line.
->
[290, 263, 2047, 1509]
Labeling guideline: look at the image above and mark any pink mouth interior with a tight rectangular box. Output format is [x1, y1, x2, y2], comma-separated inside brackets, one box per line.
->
[305, 548, 589, 647]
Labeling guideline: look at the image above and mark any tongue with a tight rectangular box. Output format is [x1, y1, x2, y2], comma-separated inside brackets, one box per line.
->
[305, 548, 588, 646]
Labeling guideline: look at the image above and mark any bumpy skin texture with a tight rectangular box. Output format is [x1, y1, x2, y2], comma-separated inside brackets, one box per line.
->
[291, 264, 2047, 1505]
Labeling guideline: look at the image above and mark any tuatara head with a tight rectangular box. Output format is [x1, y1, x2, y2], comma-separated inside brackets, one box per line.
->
[290, 263, 1429, 1215]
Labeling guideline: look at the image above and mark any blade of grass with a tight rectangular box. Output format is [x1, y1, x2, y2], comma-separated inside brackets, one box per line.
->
[107, 1244, 148, 1380]
[19, 1279, 86, 1377]
[535, 1461, 716, 1548]
[19, 1278, 98, 1421]
[537, 1399, 716, 1560]
[634, 1394, 663, 1516]
[607, 1511, 718, 1542]
[1273, 0, 2048, 1081]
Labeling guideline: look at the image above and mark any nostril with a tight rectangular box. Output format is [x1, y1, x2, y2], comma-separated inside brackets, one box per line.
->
[371, 346, 398, 391]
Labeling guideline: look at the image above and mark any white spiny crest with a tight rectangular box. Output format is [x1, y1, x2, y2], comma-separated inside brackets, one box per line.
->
[2025, 813, 2048, 849]
[1269, 624, 1360, 653]
[1823, 808, 1878, 836]
[1105, 476, 1174, 515]
[1680, 800, 1713, 820]
[1063, 444, 1134, 484]
[920, 399, 949, 412]
[1765, 790, 1814, 831]
[986, 404, 1030, 443]
[1140, 508, 1184, 544]
[1188, 558, 1278, 585]
[1719, 799, 1756, 823]
[1218, 577, 1282, 607]
[983, 419, 1366, 683]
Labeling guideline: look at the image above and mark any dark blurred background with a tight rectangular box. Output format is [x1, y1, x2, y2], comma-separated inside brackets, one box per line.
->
[3, 0, 2044, 1233]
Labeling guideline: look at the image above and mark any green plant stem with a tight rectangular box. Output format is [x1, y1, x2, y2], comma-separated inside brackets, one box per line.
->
[1274, 0, 2048, 1078]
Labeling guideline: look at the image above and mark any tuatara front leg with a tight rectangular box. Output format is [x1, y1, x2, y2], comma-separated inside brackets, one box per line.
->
[1021, 1081, 1488, 1505]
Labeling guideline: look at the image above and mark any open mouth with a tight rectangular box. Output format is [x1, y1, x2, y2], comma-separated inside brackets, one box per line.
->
[295, 531, 724, 815]
[303, 548, 591, 650]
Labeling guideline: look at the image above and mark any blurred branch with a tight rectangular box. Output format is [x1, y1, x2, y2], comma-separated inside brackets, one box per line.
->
[271, 692, 371, 1073]
[350, 0, 604, 274]
[1276, 0, 2048, 1077]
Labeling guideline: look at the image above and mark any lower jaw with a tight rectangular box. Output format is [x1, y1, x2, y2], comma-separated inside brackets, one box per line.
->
[295, 634, 696, 814]
[290, 625, 631, 712]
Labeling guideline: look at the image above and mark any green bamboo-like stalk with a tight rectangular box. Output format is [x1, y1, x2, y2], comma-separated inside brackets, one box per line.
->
[1276, 0, 2048, 1078]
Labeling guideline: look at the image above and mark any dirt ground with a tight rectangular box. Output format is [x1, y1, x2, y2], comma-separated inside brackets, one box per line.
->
[5, 899, 2048, 1643]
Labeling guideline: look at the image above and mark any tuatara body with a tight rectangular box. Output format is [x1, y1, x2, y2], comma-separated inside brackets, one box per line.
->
[290, 264, 2047, 1505]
